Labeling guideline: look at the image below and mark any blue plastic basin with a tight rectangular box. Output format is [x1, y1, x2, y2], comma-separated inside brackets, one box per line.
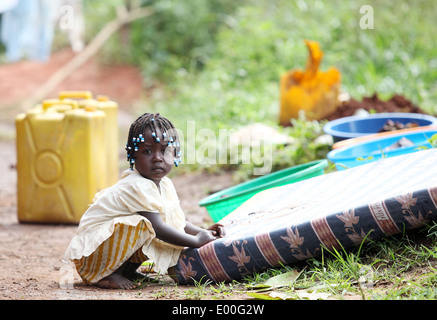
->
[327, 129, 437, 170]
[323, 113, 437, 142]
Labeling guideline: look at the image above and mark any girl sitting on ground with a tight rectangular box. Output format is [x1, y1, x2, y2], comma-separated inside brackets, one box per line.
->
[63, 113, 224, 289]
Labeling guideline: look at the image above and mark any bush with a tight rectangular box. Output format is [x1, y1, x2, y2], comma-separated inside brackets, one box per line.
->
[89, 0, 437, 178]
[129, 0, 239, 83]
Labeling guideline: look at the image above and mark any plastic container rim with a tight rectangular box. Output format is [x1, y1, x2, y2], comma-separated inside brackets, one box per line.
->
[327, 128, 437, 161]
[199, 159, 328, 207]
[323, 112, 437, 139]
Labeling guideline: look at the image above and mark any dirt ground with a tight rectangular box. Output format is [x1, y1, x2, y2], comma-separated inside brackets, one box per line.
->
[0, 49, 242, 300]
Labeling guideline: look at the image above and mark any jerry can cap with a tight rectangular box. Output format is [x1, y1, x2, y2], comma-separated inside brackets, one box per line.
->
[97, 95, 109, 101]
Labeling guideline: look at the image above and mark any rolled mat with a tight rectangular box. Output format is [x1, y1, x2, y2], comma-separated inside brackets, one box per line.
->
[173, 148, 437, 284]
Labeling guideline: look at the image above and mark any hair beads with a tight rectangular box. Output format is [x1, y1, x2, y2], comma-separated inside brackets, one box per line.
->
[125, 113, 182, 170]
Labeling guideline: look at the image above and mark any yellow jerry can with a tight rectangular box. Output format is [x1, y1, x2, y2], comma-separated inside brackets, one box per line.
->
[16, 100, 107, 224]
[58, 91, 119, 185]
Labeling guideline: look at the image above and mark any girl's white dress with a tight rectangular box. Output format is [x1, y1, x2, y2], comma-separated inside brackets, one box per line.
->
[63, 169, 186, 284]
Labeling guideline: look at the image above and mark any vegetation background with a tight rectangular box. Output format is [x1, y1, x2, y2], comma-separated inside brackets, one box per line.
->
[2, 0, 437, 300]
[81, 0, 437, 299]
[75, 0, 437, 179]
[85, 0, 437, 298]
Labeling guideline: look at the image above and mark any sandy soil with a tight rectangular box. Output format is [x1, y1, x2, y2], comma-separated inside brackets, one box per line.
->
[0, 49, 242, 300]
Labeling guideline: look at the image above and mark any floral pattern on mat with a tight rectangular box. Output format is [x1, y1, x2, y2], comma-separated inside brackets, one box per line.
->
[174, 149, 437, 284]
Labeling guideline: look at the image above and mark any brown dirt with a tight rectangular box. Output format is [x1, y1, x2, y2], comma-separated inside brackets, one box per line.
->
[0, 49, 244, 300]
[323, 92, 433, 120]
[0, 48, 144, 109]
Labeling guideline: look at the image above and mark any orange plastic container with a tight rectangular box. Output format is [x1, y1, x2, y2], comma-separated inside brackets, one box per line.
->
[279, 40, 341, 125]
[16, 99, 107, 224]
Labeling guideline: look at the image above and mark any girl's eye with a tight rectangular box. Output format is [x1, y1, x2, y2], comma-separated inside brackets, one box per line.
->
[143, 149, 152, 154]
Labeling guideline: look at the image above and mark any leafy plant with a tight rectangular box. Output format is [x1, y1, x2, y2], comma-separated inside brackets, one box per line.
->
[129, 0, 240, 83]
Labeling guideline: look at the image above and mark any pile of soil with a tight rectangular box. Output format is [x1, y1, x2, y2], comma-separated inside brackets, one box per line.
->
[324, 93, 431, 120]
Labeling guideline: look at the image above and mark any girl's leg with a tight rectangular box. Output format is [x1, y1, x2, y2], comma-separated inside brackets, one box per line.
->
[96, 254, 158, 289]
[122, 262, 142, 280]
[96, 273, 137, 290]
[123, 261, 159, 284]
[96, 259, 137, 290]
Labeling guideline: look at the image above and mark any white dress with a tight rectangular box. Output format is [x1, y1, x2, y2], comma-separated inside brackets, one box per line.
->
[63, 169, 186, 284]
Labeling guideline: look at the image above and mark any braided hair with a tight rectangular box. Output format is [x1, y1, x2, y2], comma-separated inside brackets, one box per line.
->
[125, 113, 181, 169]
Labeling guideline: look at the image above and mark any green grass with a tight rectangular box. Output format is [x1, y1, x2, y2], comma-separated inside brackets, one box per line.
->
[238, 224, 437, 300]
[140, 0, 437, 117]
[142, 225, 437, 300]
[127, 0, 437, 179]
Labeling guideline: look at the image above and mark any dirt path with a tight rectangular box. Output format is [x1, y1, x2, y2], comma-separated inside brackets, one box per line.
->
[0, 48, 144, 110]
[0, 142, 236, 300]
[0, 50, 242, 300]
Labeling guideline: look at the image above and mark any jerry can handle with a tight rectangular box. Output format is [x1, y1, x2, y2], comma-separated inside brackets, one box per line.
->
[59, 91, 93, 100]
[42, 99, 78, 110]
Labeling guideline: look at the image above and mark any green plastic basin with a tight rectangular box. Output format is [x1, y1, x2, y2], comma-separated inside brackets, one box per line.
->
[199, 159, 328, 222]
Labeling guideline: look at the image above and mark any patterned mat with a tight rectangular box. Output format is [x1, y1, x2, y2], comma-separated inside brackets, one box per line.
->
[174, 148, 437, 284]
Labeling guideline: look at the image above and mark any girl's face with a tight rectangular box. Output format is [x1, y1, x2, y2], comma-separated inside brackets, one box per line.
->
[134, 127, 174, 187]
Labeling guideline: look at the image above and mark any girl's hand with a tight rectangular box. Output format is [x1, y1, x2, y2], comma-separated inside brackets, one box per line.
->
[139, 212, 216, 248]
[195, 230, 217, 247]
[207, 223, 225, 238]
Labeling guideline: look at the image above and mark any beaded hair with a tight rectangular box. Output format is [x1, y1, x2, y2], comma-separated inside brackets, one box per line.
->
[125, 113, 181, 169]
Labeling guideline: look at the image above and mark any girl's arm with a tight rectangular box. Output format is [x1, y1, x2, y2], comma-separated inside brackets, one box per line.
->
[185, 221, 225, 238]
[184, 221, 205, 235]
[138, 211, 215, 248]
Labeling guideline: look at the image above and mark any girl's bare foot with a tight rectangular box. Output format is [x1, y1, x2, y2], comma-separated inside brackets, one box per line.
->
[96, 273, 137, 290]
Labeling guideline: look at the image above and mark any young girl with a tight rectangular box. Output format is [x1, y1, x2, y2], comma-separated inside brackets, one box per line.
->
[63, 113, 224, 289]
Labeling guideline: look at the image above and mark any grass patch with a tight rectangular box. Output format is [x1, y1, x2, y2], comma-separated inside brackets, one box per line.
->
[240, 224, 437, 300]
